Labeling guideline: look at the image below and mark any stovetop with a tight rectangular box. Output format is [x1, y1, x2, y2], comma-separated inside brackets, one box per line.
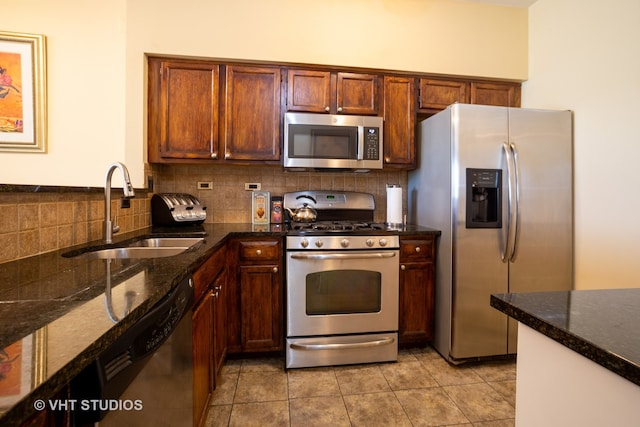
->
[288, 221, 388, 233]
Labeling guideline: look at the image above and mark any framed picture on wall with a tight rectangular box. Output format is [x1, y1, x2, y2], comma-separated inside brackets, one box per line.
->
[0, 31, 47, 153]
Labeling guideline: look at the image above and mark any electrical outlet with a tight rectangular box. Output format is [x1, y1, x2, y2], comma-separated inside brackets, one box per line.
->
[197, 181, 213, 190]
[244, 183, 261, 191]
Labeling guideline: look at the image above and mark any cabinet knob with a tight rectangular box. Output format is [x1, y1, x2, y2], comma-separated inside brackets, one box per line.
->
[324, 106, 330, 112]
[385, 157, 390, 163]
[273, 267, 278, 273]
[214, 285, 222, 291]
[401, 265, 406, 271]
[415, 246, 421, 253]
[256, 249, 262, 255]
[337, 107, 343, 113]
[211, 153, 218, 159]
[225, 152, 230, 159]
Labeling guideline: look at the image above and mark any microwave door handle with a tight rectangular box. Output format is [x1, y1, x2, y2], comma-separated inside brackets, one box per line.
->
[357, 126, 365, 160]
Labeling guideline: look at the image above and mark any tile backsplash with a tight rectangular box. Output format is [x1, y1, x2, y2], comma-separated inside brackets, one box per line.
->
[151, 164, 408, 224]
[0, 191, 150, 263]
[0, 164, 407, 263]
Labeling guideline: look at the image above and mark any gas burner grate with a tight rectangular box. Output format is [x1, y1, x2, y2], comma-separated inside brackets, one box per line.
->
[289, 221, 387, 232]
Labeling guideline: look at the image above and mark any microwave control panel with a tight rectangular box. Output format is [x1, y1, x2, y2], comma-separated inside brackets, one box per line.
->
[364, 127, 380, 160]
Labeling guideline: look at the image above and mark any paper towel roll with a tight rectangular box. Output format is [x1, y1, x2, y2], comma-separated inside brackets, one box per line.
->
[386, 185, 403, 225]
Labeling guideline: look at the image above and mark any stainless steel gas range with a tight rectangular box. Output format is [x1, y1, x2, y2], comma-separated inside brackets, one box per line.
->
[284, 191, 400, 369]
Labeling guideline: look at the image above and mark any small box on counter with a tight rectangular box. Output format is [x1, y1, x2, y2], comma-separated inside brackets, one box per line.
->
[252, 191, 270, 224]
[271, 196, 283, 223]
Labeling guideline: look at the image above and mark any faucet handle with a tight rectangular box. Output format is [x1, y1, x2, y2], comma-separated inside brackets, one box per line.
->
[112, 214, 120, 234]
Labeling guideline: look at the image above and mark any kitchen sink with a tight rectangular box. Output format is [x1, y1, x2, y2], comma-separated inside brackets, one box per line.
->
[64, 237, 204, 259]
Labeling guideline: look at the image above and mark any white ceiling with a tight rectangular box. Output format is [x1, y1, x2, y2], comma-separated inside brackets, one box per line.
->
[464, 0, 537, 7]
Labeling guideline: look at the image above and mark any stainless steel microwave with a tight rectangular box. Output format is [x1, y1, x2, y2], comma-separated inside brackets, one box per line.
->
[283, 112, 383, 171]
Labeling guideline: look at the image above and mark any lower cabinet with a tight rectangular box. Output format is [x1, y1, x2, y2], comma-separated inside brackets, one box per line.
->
[227, 237, 283, 354]
[192, 246, 227, 427]
[398, 235, 436, 345]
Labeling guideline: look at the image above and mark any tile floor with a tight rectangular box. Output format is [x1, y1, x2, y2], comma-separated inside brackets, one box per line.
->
[205, 346, 517, 426]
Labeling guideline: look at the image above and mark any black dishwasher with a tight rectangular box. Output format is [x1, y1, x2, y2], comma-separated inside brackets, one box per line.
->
[71, 277, 194, 426]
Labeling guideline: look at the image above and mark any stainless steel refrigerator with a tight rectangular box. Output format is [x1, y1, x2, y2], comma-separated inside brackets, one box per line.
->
[408, 104, 573, 363]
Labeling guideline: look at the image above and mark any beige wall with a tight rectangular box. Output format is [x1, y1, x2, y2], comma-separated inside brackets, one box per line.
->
[525, 0, 640, 289]
[2, 0, 527, 187]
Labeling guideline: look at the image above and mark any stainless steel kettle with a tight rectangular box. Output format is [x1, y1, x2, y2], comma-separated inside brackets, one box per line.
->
[284, 195, 317, 222]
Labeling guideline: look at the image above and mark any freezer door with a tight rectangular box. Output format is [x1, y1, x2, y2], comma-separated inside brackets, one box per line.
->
[450, 104, 510, 360]
[506, 108, 573, 352]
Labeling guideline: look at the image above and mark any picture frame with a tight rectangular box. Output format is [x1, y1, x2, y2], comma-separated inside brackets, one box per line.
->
[0, 31, 47, 153]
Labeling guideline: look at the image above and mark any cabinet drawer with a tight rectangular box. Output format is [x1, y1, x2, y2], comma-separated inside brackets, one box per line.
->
[400, 238, 434, 261]
[193, 246, 226, 301]
[239, 240, 280, 262]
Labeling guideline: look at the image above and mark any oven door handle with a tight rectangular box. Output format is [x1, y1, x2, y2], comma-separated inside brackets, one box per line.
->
[290, 252, 396, 260]
[290, 337, 395, 351]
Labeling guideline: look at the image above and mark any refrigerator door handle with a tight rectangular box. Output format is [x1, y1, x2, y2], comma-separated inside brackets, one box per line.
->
[501, 143, 515, 262]
[509, 142, 521, 262]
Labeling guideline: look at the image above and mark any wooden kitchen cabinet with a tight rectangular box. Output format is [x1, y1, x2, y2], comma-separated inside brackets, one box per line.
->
[148, 59, 220, 162]
[148, 59, 281, 163]
[223, 65, 281, 162]
[470, 81, 521, 107]
[192, 246, 227, 427]
[286, 69, 380, 115]
[418, 78, 469, 114]
[399, 235, 436, 345]
[383, 76, 416, 168]
[418, 78, 521, 114]
[227, 238, 283, 353]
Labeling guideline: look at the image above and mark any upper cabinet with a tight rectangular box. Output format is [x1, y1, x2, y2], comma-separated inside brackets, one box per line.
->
[383, 76, 416, 168]
[148, 59, 220, 161]
[148, 59, 281, 164]
[286, 69, 379, 115]
[470, 81, 521, 107]
[418, 78, 521, 114]
[224, 65, 281, 162]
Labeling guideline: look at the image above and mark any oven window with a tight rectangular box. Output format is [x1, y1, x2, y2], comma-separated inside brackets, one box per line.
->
[305, 270, 382, 315]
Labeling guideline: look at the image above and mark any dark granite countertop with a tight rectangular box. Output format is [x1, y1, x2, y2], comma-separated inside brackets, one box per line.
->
[0, 222, 439, 425]
[491, 289, 640, 387]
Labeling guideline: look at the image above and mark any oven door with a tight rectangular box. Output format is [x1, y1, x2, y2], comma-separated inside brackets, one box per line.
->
[286, 249, 399, 337]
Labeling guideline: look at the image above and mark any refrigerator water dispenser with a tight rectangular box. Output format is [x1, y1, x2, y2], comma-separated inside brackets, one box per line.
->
[466, 169, 501, 228]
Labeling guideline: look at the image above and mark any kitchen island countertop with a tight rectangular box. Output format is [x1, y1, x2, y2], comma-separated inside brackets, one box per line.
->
[491, 289, 640, 386]
[0, 222, 439, 426]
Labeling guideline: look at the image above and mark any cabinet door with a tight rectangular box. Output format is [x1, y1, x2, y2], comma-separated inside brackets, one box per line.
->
[239, 264, 283, 351]
[418, 78, 469, 113]
[192, 292, 213, 425]
[399, 261, 434, 344]
[224, 65, 281, 161]
[287, 69, 331, 113]
[470, 82, 521, 107]
[158, 61, 220, 160]
[383, 76, 416, 168]
[336, 72, 379, 115]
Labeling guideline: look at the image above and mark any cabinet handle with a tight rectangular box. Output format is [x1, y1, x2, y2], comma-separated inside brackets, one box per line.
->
[256, 249, 262, 255]
[415, 247, 421, 253]
[401, 265, 406, 271]
[213, 291, 219, 298]
[214, 285, 222, 291]
[273, 267, 278, 273]
[324, 106, 330, 112]
[211, 153, 217, 159]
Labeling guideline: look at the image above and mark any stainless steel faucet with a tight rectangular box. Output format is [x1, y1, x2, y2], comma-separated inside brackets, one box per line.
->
[104, 162, 135, 243]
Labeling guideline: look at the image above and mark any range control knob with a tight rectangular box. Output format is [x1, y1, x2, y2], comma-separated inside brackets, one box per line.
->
[315, 239, 324, 248]
[300, 239, 310, 248]
[340, 239, 350, 248]
[366, 238, 375, 247]
[379, 238, 388, 247]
